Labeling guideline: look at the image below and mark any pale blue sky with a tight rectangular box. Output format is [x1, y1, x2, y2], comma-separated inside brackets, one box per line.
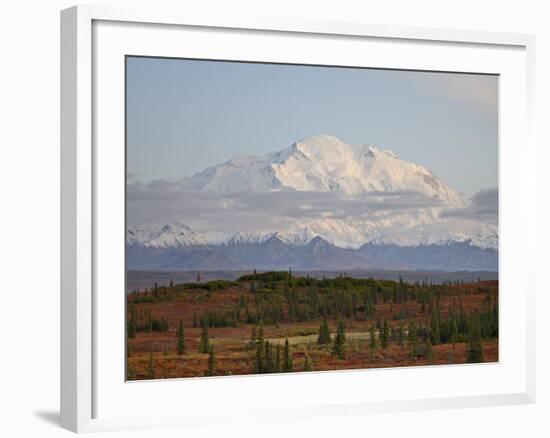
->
[126, 57, 498, 195]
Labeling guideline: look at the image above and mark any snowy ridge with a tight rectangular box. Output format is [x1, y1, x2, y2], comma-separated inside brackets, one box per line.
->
[127, 222, 498, 272]
[178, 135, 467, 207]
[226, 232, 276, 245]
[128, 221, 498, 250]
[128, 222, 208, 248]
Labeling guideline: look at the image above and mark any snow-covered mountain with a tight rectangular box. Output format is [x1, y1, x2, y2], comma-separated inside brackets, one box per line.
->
[127, 221, 498, 251]
[128, 222, 208, 249]
[127, 225, 498, 272]
[224, 229, 318, 246]
[178, 135, 467, 207]
[127, 134, 498, 271]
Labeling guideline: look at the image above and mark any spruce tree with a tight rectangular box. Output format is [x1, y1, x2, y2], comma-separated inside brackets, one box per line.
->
[249, 325, 257, 350]
[408, 321, 418, 359]
[332, 320, 346, 359]
[449, 318, 458, 349]
[206, 346, 216, 376]
[257, 325, 264, 345]
[198, 315, 210, 354]
[430, 307, 441, 345]
[398, 321, 404, 348]
[274, 344, 281, 373]
[147, 346, 154, 379]
[283, 338, 293, 372]
[425, 339, 434, 362]
[492, 302, 499, 338]
[127, 303, 137, 339]
[466, 313, 484, 363]
[264, 341, 273, 373]
[317, 318, 331, 345]
[368, 325, 377, 359]
[254, 326, 265, 373]
[177, 320, 185, 355]
[381, 319, 389, 348]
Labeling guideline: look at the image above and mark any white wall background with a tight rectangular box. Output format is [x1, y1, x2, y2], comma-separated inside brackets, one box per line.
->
[0, 0, 547, 436]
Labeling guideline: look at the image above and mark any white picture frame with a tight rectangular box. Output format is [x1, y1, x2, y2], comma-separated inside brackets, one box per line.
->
[60, 4, 536, 433]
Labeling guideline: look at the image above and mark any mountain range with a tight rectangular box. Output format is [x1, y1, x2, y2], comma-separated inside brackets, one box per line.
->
[127, 135, 498, 272]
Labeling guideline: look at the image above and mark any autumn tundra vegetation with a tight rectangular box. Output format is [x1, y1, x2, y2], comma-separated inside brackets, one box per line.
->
[126, 271, 498, 380]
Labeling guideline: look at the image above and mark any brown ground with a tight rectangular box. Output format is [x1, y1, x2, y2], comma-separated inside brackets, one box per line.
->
[127, 279, 498, 380]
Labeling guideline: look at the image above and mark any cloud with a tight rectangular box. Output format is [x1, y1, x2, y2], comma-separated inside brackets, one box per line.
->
[440, 188, 498, 223]
[126, 181, 445, 233]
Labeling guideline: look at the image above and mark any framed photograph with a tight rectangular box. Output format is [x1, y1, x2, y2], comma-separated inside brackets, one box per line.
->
[61, 5, 536, 433]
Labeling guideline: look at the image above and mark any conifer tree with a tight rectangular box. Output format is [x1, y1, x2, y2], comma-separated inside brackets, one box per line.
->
[425, 339, 434, 362]
[283, 338, 293, 372]
[249, 325, 257, 350]
[274, 344, 281, 373]
[254, 326, 265, 373]
[458, 295, 466, 333]
[206, 345, 216, 376]
[177, 320, 185, 355]
[466, 313, 484, 363]
[381, 319, 389, 348]
[257, 325, 264, 345]
[147, 346, 154, 379]
[264, 341, 273, 373]
[430, 307, 441, 345]
[368, 325, 377, 359]
[198, 315, 210, 354]
[332, 320, 346, 359]
[317, 318, 331, 345]
[127, 303, 137, 339]
[449, 318, 458, 349]
[408, 321, 418, 359]
[492, 302, 499, 338]
[398, 321, 404, 348]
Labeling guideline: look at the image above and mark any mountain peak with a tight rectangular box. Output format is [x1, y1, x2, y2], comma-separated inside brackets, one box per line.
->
[178, 134, 466, 207]
[159, 221, 191, 232]
[296, 134, 343, 146]
[365, 144, 399, 159]
[305, 235, 334, 248]
[128, 222, 208, 248]
[293, 135, 398, 160]
[290, 134, 354, 160]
